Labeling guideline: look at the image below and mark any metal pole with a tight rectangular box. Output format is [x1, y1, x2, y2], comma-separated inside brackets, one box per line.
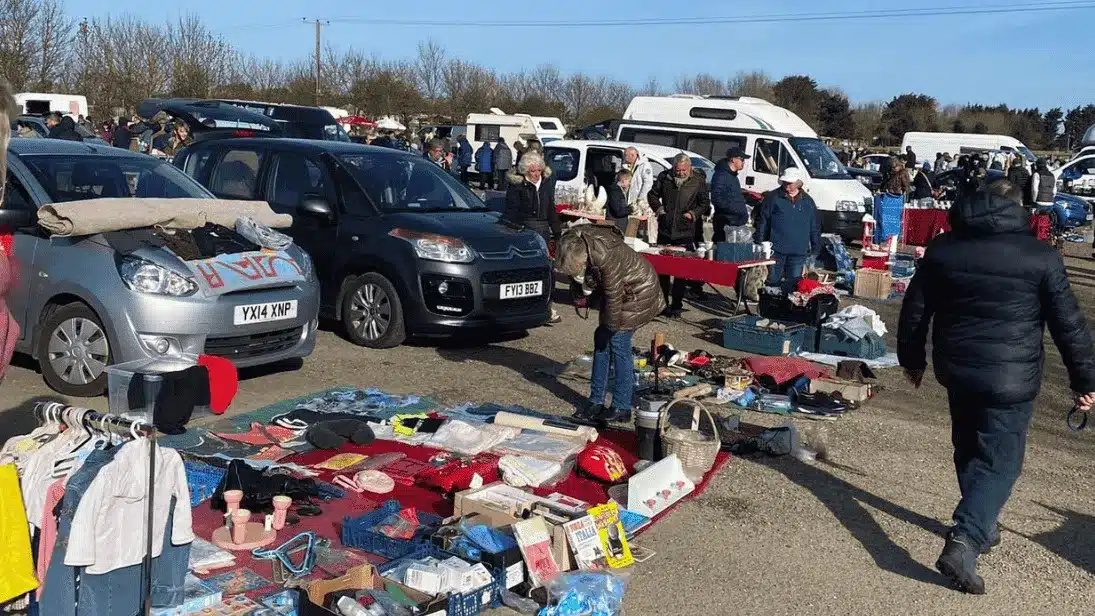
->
[314, 19, 322, 106]
[142, 427, 157, 616]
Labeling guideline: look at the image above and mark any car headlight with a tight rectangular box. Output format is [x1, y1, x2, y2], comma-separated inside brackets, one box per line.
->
[390, 228, 475, 263]
[118, 257, 198, 297]
[836, 200, 864, 212]
[533, 233, 548, 254]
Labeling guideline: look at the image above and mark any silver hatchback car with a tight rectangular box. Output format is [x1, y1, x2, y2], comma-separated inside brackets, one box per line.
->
[2, 139, 319, 396]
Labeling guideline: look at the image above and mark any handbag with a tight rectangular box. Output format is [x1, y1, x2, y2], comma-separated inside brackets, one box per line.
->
[0, 464, 38, 602]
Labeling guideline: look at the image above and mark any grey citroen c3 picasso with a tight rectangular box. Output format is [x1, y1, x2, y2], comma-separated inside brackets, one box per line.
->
[2, 139, 319, 396]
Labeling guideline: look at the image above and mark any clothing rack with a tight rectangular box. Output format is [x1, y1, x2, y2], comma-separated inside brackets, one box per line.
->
[32, 402, 158, 616]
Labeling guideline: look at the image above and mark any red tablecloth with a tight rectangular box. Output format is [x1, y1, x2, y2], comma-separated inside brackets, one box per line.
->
[902, 209, 1053, 246]
[642, 252, 745, 287]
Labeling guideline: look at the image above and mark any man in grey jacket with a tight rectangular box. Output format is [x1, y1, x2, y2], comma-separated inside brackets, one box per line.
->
[493, 137, 514, 190]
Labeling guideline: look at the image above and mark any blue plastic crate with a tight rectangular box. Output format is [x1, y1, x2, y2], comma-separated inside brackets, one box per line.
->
[715, 242, 754, 263]
[341, 499, 444, 560]
[722, 315, 807, 356]
[378, 544, 504, 616]
[818, 329, 887, 360]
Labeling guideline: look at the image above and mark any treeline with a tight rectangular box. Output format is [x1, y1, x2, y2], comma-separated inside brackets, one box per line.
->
[2, 1, 1093, 149]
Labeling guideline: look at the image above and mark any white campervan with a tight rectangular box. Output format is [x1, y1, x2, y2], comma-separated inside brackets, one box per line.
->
[901, 132, 1035, 166]
[15, 92, 89, 119]
[465, 108, 566, 166]
[615, 95, 873, 239]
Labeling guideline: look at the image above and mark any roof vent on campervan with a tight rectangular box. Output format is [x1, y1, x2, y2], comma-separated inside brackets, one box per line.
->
[623, 95, 817, 138]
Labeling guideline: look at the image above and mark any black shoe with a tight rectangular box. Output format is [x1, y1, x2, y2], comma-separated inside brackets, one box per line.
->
[599, 408, 632, 423]
[572, 404, 607, 426]
[935, 535, 986, 595]
[662, 307, 682, 319]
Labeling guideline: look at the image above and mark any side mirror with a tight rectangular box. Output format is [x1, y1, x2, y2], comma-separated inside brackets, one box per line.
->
[300, 197, 335, 224]
[0, 208, 36, 230]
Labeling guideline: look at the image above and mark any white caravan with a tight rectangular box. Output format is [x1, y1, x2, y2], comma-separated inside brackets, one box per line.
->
[615, 95, 872, 239]
[901, 132, 1035, 166]
[465, 108, 566, 166]
[15, 92, 89, 119]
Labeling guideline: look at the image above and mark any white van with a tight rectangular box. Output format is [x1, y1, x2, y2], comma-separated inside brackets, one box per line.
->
[1055, 152, 1095, 203]
[615, 95, 872, 239]
[15, 92, 89, 119]
[543, 140, 714, 205]
[901, 132, 1035, 166]
[465, 108, 566, 165]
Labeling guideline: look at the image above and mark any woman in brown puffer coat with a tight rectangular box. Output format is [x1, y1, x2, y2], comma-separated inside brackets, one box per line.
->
[556, 224, 666, 424]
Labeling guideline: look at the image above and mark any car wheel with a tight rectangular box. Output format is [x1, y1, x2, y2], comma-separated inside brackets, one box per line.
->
[341, 273, 406, 348]
[37, 303, 112, 397]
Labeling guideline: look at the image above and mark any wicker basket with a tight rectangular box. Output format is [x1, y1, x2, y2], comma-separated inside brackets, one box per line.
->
[659, 399, 721, 479]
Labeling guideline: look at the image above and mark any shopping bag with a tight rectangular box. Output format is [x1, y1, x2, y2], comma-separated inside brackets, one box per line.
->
[0, 464, 38, 603]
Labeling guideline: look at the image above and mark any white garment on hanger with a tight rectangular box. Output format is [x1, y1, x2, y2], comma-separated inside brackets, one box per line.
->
[20, 428, 81, 527]
[64, 440, 193, 575]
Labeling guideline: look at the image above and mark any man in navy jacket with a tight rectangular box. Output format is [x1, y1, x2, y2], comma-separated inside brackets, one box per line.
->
[710, 146, 751, 242]
[754, 167, 821, 293]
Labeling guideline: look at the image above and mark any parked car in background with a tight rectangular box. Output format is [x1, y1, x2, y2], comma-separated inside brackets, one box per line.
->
[3, 139, 319, 395]
[174, 138, 552, 348]
[16, 114, 109, 146]
[845, 165, 882, 193]
[544, 140, 714, 200]
[138, 99, 283, 143]
[208, 99, 351, 142]
[933, 168, 1090, 231]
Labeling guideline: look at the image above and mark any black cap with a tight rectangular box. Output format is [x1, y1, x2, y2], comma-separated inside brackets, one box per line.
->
[726, 146, 751, 160]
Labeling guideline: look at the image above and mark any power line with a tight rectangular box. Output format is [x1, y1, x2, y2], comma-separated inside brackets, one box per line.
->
[319, 1, 1095, 28]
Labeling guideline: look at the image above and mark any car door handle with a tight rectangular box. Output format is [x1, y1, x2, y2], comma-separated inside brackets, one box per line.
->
[745, 176, 755, 186]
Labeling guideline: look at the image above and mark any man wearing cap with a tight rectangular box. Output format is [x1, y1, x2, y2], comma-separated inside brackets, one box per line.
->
[710, 146, 752, 242]
[754, 168, 821, 294]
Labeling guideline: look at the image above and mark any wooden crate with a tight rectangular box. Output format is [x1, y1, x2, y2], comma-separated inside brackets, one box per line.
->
[854, 268, 893, 300]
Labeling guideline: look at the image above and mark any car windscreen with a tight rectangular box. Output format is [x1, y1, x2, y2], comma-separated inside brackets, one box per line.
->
[790, 137, 851, 180]
[22, 154, 211, 203]
[336, 152, 490, 213]
[545, 147, 580, 182]
[1017, 146, 1036, 163]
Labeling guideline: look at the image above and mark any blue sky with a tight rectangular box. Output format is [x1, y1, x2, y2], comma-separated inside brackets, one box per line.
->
[93, 0, 1090, 110]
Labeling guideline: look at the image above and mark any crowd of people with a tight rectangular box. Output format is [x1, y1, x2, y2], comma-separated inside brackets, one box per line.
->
[17, 110, 194, 158]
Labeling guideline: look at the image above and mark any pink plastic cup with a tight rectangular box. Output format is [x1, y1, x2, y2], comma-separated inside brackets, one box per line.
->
[231, 509, 251, 544]
[223, 490, 243, 514]
[272, 495, 291, 530]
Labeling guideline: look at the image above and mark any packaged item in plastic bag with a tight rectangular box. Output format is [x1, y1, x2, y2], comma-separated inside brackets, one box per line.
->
[374, 507, 420, 540]
[537, 571, 630, 616]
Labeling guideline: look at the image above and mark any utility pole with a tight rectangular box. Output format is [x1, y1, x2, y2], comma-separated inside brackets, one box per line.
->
[303, 18, 328, 106]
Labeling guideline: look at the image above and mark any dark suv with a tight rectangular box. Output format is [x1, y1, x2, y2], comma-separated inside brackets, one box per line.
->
[173, 138, 551, 348]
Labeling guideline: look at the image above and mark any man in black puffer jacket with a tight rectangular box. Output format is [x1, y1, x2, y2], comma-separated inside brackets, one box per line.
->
[898, 178, 1095, 596]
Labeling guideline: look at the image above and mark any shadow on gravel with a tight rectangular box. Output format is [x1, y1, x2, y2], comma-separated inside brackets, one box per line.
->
[1010, 503, 1095, 575]
[434, 344, 588, 409]
[754, 455, 950, 588]
[0, 396, 66, 443]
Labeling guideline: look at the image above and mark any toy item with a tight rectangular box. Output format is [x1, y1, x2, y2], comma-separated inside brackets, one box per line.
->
[587, 503, 633, 569]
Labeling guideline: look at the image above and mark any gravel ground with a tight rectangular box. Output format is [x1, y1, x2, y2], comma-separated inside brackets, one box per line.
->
[2, 258, 1093, 616]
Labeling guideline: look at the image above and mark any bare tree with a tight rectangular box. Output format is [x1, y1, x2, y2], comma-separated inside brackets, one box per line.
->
[0, 0, 41, 90]
[167, 15, 234, 98]
[528, 65, 562, 101]
[415, 39, 446, 100]
[727, 70, 773, 100]
[639, 76, 661, 96]
[676, 73, 725, 96]
[29, 0, 72, 90]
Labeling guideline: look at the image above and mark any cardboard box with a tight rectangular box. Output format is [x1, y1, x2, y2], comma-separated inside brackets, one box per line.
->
[808, 377, 872, 402]
[296, 565, 448, 616]
[854, 268, 893, 300]
[453, 483, 575, 571]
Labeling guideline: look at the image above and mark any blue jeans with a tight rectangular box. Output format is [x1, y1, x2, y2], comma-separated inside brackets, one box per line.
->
[589, 326, 634, 411]
[947, 390, 1033, 552]
[766, 253, 808, 294]
[40, 447, 190, 616]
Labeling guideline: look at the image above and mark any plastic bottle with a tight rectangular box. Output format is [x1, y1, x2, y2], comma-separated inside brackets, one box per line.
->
[336, 597, 367, 616]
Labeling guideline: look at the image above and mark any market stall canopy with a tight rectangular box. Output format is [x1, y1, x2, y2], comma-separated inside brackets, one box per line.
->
[337, 115, 377, 128]
[375, 117, 406, 131]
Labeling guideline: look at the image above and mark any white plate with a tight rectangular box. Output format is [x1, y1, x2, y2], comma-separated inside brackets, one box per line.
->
[500, 281, 543, 300]
[233, 300, 298, 325]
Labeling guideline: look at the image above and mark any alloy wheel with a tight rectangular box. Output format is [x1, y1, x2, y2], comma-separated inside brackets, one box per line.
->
[47, 317, 109, 386]
[349, 283, 392, 342]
